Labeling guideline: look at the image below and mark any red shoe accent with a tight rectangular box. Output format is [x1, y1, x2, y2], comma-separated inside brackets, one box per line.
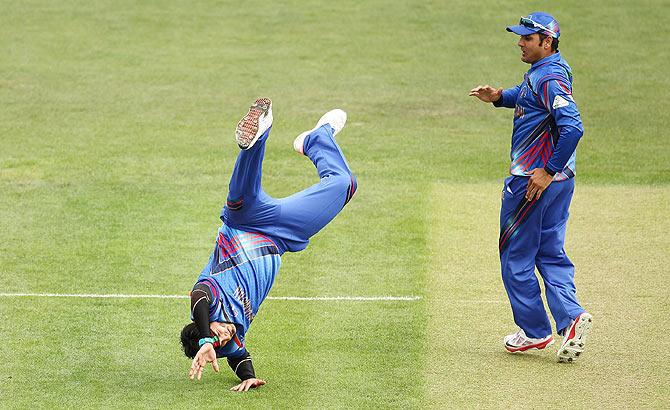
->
[505, 336, 554, 352]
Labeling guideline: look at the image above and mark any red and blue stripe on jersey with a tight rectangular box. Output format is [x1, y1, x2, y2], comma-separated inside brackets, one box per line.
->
[212, 231, 278, 275]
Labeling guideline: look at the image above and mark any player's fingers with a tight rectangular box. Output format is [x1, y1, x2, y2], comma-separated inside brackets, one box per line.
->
[256, 379, 266, 386]
[243, 381, 252, 392]
[189, 359, 198, 379]
[212, 360, 220, 373]
[197, 367, 203, 381]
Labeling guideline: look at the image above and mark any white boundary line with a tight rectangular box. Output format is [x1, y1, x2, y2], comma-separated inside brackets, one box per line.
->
[0, 292, 420, 302]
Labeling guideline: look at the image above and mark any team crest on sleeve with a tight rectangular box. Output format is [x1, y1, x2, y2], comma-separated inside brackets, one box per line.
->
[552, 95, 570, 109]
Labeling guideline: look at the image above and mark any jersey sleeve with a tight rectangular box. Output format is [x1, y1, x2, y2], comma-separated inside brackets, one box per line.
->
[190, 283, 213, 339]
[539, 79, 584, 174]
[225, 348, 257, 381]
[493, 83, 521, 108]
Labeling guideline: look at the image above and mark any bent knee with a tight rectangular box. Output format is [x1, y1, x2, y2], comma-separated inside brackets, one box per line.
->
[328, 174, 357, 206]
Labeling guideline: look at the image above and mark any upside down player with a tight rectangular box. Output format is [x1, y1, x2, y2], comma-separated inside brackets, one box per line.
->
[180, 98, 357, 391]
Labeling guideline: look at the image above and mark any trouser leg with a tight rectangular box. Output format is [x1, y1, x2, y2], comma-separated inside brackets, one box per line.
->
[499, 176, 552, 339]
[226, 128, 271, 208]
[535, 179, 584, 334]
[274, 125, 357, 250]
[222, 128, 281, 229]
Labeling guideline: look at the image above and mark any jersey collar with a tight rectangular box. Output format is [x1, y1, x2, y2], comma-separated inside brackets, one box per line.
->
[530, 52, 561, 71]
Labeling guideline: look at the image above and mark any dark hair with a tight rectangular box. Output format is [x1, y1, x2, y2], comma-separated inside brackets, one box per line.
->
[180, 322, 200, 358]
[538, 33, 559, 52]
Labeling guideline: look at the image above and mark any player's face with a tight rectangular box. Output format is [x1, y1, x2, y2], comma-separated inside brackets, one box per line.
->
[517, 34, 549, 64]
[210, 321, 237, 346]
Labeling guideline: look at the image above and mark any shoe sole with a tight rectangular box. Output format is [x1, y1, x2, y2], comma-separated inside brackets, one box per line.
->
[557, 313, 593, 363]
[505, 337, 554, 353]
[236, 98, 271, 150]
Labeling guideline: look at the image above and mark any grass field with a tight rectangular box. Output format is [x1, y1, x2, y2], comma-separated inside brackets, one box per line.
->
[1, 0, 668, 408]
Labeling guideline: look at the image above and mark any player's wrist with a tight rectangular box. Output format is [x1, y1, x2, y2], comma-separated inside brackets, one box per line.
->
[198, 336, 217, 347]
[491, 88, 503, 105]
[492, 88, 502, 102]
[543, 166, 557, 176]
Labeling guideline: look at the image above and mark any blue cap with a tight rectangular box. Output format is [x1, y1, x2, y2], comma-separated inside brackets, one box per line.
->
[506, 12, 560, 38]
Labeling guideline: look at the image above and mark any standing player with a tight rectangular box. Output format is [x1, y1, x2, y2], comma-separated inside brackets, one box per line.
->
[469, 12, 592, 362]
[180, 98, 357, 390]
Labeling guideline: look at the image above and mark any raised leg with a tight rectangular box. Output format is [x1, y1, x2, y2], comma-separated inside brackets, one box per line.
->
[274, 123, 357, 252]
[221, 99, 280, 231]
[226, 128, 270, 209]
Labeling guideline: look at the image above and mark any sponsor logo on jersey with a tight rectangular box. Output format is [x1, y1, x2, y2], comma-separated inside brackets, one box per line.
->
[552, 95, 570, 109]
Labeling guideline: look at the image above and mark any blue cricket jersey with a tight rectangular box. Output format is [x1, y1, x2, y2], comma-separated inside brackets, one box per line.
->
[494, 52, 584, 180]
[194, 223, 281, 357]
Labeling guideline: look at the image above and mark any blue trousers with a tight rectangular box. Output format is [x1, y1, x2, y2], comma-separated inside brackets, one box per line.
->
[221, 125, 357, 254]
[499, 176, 584, 338]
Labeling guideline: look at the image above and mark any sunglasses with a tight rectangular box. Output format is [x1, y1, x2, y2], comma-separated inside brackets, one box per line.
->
[519, 16, 557, 37]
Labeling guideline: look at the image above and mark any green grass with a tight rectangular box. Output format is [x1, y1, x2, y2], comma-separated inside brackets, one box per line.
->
[0, 0, 668, 408]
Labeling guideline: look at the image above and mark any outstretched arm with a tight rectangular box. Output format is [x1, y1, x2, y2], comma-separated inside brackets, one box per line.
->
[188, 284, 220, 380]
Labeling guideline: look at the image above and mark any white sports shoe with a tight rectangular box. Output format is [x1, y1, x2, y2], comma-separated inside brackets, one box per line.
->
[293, 109, 347, 154]
[557, 312, 593, 363]
[235, 98, 273, 150]
[503, 329, 554, 353]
